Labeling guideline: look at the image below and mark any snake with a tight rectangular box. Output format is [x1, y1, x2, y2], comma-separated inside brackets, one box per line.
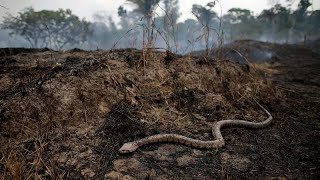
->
[119, 102, 272, 154]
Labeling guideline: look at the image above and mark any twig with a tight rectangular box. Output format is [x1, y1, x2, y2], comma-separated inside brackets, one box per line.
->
[0, 4, 9, 9]
[231, 48, 257, 71]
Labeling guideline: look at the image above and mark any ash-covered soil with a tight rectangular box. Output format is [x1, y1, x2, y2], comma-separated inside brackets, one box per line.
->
[0, 41, 319, 179]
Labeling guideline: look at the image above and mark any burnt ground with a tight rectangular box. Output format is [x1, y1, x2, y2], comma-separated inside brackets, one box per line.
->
[0, 41, 319, 179]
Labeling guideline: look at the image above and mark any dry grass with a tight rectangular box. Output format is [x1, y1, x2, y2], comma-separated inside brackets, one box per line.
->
[4, 152, 23, 180]
[252, 62, 281, 75]
[0, 48, 283, 179]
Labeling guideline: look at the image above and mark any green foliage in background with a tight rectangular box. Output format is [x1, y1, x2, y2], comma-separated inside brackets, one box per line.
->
[2, 7, 92, 49]
[0, 0, 320, 50]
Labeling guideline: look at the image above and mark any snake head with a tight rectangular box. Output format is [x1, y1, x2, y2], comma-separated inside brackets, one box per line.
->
[119, 142, 139, 154]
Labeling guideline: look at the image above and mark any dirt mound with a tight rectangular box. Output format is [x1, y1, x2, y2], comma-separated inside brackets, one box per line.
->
[190, 40, 279, 63]
[223, 40, 277, 63]
[0, 47, 51, 56]
[301, 38, 320, 53]
[0, 46, 319, 179]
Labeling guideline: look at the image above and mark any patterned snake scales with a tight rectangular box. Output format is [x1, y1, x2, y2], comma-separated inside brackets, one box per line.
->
[119, 102, 272, 154]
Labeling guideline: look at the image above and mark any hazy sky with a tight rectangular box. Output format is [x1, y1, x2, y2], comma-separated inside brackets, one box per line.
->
[0, 0, 319, 23]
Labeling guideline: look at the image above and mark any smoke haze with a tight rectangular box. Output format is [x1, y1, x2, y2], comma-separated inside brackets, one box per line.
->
[0, 0, 319, 52]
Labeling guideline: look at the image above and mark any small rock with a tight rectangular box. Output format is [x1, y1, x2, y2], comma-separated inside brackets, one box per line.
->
[192, 113, 207, 121]
[111, 158, 149, 179]
[105, 171, 136, 180]
[98, 101, 110, 114]
[155, 175, 171, 180]
[154, 144, 186, 156]
[81, 168, 95, 178]
[144, 152, 173, 161]
[113, 158, 145, 172]
[220, 152, 251, 171]
[105, 171, 122, 179]
[177, 155, 195, 166]
[55, 153, 68, 163]
[67, 158, 78, 166]
[122, 175, 137, 180]
[147, 169, 157, 178]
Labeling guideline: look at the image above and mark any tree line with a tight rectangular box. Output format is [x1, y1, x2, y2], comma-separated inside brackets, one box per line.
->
[0, 0, 319, 52]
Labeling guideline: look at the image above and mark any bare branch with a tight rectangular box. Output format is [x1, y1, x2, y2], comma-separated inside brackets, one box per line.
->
[0, 4, 9, 9]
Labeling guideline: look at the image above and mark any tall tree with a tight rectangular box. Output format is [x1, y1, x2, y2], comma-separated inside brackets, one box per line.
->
[192, 2, 218, 57]
[258, 4, 291, 41]
[296, 0, 312, 20]
[226, 8, 257, 39]
[192, 3, 217, 28]
[126, 0, 160, 45]
[2, 8, 91, 49]
[118, 6, 130, 30]
[307, 10, 320, 35]
[163, 0, 180, 22]
[227, 8, 253, 23]
[293, 0, 312, 42]
[162, 0, 180, 52]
